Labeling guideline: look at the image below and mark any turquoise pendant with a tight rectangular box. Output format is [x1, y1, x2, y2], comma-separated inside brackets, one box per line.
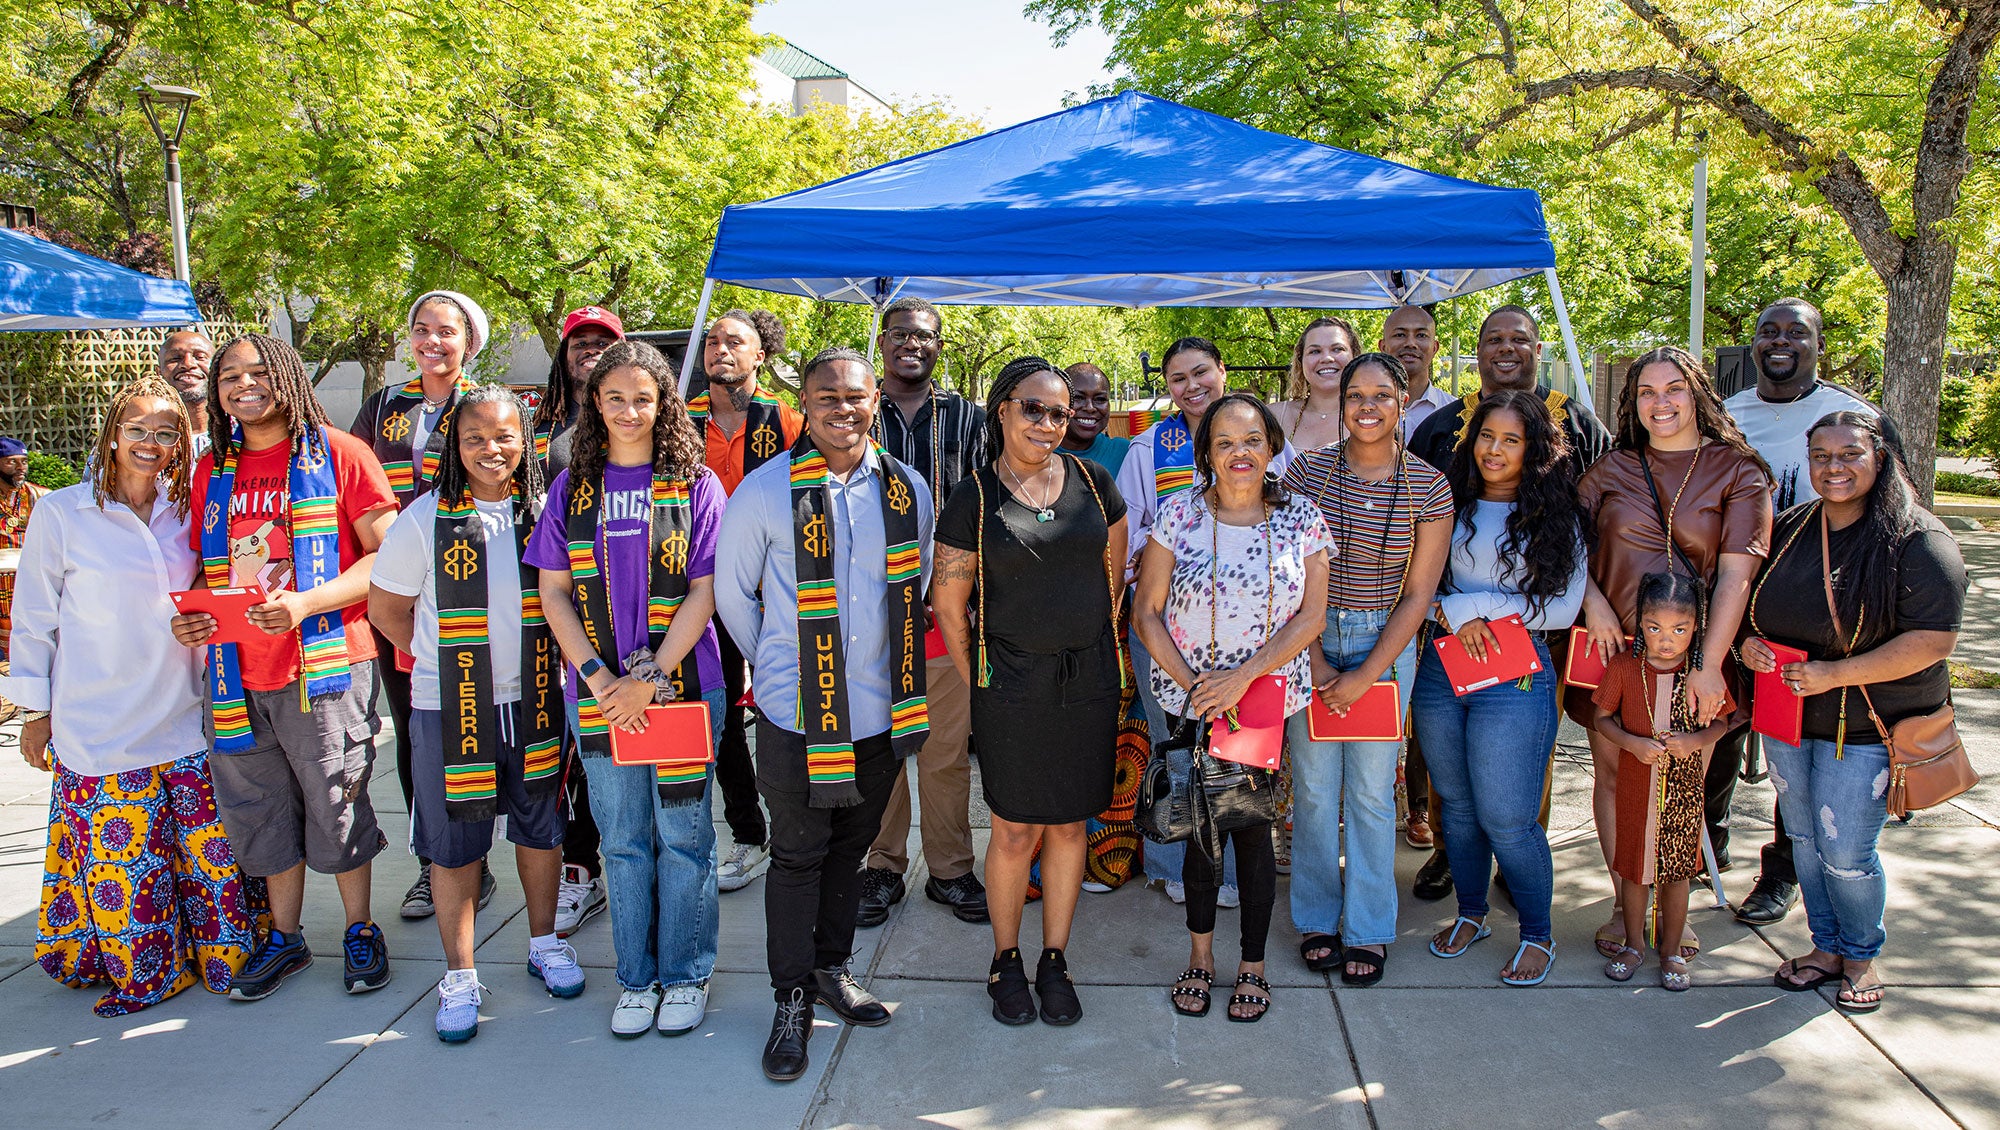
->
[1036, 508, 1054, 522]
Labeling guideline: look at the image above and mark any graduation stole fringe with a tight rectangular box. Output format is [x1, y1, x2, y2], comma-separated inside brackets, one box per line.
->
[436, 487, 563, 822]
[686, 387, 789, 475]
[567, 463, 705, 802]
[373, 374, 477, 503]
[200, 425, 350, 751]
[789, 434, 928, 808]
[1449, 389, 1572, 451]
[1152, 412, 1197, 502]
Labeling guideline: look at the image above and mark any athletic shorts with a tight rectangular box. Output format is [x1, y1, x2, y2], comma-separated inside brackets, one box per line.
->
[410, 702, 565, 870]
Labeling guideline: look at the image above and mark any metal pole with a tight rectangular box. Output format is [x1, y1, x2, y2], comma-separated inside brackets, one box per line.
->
[165, 144, 190, 284]
[1542, 268, 1594, 415]
[679, 278, 715, 399]
[1690, 154, 1708, 360]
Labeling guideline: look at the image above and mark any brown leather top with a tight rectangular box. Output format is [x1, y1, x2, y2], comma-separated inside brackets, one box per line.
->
[1579, 442, 1772, 632]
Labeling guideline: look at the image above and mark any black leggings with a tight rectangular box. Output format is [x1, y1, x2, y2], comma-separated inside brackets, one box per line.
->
[1183, 821, 1278, 963]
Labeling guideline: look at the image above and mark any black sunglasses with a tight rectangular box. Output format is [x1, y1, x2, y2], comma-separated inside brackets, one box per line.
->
[1007, 397, 1074, 427]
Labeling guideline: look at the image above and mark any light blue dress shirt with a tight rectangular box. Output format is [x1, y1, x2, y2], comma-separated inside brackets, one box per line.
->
[716, 446, 934, 738]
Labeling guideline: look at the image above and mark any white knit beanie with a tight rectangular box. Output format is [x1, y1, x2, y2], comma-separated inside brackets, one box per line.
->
[408, 290, 490, 360]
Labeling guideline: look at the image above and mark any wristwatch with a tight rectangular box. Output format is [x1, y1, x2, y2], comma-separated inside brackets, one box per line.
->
[578, 657, 606, 681]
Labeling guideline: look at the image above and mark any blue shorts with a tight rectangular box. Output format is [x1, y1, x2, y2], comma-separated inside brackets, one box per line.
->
[411, 703, 565, 869]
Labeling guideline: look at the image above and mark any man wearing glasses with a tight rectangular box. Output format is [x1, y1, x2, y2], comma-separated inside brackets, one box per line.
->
[858, 296, 990, 928]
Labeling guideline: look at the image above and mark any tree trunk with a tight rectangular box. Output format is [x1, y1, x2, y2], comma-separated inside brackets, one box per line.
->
[1881, 232, 1957, 509]
[357, 326, 398, 400]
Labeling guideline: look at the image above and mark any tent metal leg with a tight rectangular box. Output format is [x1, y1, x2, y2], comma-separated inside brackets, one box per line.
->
[679, 279, 716, 398]
[1542, 267, 1593, 415]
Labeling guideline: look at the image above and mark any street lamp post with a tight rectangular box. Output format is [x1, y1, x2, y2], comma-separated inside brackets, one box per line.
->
[135, 83, 201, 285]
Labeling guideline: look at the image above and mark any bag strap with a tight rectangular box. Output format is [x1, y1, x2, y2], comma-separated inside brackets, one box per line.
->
[1819, 505, 1892, 738]
[1637, 449, 1701, 582]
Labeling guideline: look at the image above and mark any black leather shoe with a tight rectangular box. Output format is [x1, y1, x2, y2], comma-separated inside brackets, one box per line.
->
[812, 964, 889, 1027]
[855, 868, 905, 929]
[925, 873, 989, 923]
[1734, 876, 1799, 925]
[762, 987, 813, 1082]
[1034, 948, 1083, 1026]
[1412, 850, 1453, 901]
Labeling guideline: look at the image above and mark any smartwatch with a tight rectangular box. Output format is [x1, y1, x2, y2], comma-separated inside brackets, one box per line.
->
[579, 657, 606, 681]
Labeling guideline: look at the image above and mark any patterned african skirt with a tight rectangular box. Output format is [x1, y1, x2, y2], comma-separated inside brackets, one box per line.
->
[37, 748, 270, 1016]
[1028, 646, 1149, 897]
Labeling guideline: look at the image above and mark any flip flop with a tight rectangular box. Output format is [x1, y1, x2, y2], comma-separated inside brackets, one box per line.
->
[1835, 976, 1885, 1014]
[1429, 916, 1492, 958]
[1299, 933, 1342, 973]
[1500, 940, 1555, 987]
[1774, 956, 1842, 992]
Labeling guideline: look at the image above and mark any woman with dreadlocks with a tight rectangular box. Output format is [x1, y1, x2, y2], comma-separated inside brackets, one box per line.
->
[1573, 347, 1771, 964]
[171, 332, 400, 1003]
[3, 377, 269, 1016]
[370, 385, 584, 1042]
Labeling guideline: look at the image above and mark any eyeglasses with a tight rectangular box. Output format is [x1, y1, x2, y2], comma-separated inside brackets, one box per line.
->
[119, 424, 183, 447]
[884, 328, 940, 346]
[1007, 398, 1074, 427]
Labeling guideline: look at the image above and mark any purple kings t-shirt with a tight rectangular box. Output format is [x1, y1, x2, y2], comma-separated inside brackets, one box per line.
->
[524, 461, 724, 699]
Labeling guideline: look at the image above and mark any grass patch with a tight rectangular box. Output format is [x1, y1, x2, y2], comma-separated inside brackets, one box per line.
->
[1950, 661, 2000, 689]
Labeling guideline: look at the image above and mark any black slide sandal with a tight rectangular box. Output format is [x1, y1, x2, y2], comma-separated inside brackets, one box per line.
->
[1340, 946, 1386, 987]
[1300, 933, 1342, 973]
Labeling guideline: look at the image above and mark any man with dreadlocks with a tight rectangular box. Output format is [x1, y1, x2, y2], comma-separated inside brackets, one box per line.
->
[172, 332, 399, 1002]
[371, 385, 582, 1043]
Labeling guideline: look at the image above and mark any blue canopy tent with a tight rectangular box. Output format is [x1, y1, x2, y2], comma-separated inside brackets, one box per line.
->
[0, 226, 202, 331]
[692, 90, 1590, 408]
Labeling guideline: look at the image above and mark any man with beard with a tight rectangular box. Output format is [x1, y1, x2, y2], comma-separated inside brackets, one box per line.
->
[1378, 305, 1460, 440]
[1722, 297, 1875, 927]
[537, 306, 625, 478]
[1408, 305, 1611, 479]
[157, 330, 216, 458]
[1060, 362, 1129, 473]
[857, 296, 990, 928]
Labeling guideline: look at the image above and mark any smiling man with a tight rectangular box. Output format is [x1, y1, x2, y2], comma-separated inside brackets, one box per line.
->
[1408, 305, 1611, 479]
[538, 305, 625, 479]
[1377, 305, 1459, 438]
[157, 329, 216, 453]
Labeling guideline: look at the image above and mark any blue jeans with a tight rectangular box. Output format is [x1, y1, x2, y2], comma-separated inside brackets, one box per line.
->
[1410, 636, 1558, 943]
[1764, 736, 1891, 960]
[1131, 627, 1238, 887]
[1285, 606, 1417, 947]
[573, 687, 725, 990]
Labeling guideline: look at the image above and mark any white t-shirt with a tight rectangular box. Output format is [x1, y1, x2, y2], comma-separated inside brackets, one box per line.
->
[373, 492, 523, 709]
[1724, 383, 1876, 512]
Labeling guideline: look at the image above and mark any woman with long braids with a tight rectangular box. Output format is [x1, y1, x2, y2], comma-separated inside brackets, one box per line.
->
[1573, 347, 1771, 962]
[1742, 412, 1965, 1014]
[932, 357, 1128, 1026]
[1272, 317, 1362, 454]
[524, 340, 728, 1038]
[5, 377, 268, 1015]
[1413, 390, 1587, 987]
[1280, 352, 1453, 985]
[370, 386, 585, 1042]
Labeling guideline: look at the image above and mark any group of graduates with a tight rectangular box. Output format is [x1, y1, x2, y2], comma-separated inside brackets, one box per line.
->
[1, 285, 1963, 1082]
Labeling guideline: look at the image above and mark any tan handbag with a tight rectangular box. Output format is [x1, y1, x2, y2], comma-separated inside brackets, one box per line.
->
[1819, 509, 1979, 819]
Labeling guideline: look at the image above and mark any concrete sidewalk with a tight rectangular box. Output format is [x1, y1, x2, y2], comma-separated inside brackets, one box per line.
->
[2, 533, 1998, 1129]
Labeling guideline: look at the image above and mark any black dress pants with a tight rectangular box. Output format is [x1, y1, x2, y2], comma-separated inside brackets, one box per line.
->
[715, 618, 768, 848]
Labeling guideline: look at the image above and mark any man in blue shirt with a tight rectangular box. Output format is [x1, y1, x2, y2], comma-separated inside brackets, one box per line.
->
[717, 347, 934, 1083]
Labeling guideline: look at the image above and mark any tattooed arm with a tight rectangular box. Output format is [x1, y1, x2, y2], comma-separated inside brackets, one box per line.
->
[931, 543, 979, 687]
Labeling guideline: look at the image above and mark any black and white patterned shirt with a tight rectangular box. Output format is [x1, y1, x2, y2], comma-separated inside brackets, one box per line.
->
[873, 386, 987, 512]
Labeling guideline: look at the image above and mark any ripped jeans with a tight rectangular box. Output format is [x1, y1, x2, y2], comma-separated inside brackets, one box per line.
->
[1764, 736, 1891, 961]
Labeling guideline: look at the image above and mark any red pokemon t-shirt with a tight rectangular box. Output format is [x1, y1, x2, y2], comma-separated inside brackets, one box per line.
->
[189, 428, 396, 691]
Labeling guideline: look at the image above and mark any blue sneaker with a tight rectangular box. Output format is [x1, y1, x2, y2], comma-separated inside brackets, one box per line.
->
[343, 921, 391, 994]
[229, 929, 313, 1002]
[529, 941, 586, 999]
[435, 972, 486, 1043]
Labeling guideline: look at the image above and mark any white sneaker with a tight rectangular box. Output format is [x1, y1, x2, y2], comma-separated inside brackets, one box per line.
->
[716, 842, 771, 893]
[657, 981, 709, 1035]
[1081, 880, 1113, 894]
[554, 864, 607, 938]
[1165, 880, 1186, 905]
[1218, 884, 1241, 909]
[611, 984, 662, 1038]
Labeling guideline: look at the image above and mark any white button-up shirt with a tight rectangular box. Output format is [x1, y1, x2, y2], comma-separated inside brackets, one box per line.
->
[0, 482, 208, 776]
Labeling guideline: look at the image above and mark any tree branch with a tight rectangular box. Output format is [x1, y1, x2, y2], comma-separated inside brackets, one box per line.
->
[1594, 103, 1673, 150]
[1911, 2, 2000, 230]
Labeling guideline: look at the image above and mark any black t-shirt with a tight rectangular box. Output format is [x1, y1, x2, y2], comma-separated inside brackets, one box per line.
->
[1748, 504, 1966, 742]
[936, 455, 1127, 655]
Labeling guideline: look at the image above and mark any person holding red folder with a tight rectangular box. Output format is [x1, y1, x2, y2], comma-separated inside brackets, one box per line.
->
[1134, 393, 1330, 1023]
[1279, 353, 1452, 986]
[1411, 391, 1588, 988]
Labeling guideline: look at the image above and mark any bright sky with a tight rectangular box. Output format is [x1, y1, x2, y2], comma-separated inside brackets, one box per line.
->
[753, 0, 1117, 128]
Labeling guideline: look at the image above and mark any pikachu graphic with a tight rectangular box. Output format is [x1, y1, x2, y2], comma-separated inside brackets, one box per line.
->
[229, 518, 295, 593]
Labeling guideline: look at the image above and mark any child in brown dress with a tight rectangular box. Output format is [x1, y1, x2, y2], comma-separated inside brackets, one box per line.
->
[1592, 573, 1738, 991]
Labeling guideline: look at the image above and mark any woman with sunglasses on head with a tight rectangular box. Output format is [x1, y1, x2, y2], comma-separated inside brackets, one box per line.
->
[932, 357, 1128, 1026]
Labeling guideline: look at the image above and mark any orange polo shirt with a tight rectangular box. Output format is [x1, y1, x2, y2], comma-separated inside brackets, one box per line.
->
[705, 401, 805, 495]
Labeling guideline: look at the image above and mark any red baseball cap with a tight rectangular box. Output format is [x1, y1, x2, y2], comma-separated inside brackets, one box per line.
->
[561, 306, 625, 340]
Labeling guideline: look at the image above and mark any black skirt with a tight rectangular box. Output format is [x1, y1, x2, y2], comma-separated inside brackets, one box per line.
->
[970, 625, 1121, 825]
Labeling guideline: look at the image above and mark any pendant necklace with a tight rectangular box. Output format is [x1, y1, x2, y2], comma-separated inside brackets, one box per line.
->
[1003, 458, 1057, 522]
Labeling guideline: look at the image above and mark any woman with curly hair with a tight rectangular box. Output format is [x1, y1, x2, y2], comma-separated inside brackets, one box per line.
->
[1413, 389, 1588, 987]
[524, 339, 728, 1038]
[1573, 347, 1771, 962]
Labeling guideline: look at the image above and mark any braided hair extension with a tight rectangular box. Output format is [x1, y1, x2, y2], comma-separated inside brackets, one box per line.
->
[91, 375, 195, 520]
[206, 333, 333, 462]
[432, 384, 545, 522]
[982, 355, 1073, 461]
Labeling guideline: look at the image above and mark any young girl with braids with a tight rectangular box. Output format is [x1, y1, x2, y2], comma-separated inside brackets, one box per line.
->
[1592, 572, 1740, 991]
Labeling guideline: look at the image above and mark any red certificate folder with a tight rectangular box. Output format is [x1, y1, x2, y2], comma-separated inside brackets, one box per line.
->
[1206, 675, 1287, 769]
[609, 702, 715, 766]
[1562, 625, 1631, 691]
[170, 587, 266, 647]
[1751, 640, 1809, 746]
[1306, 680, 1404, 742]
[924, 624, 949, 661]
[1434, 614, 1543, 696]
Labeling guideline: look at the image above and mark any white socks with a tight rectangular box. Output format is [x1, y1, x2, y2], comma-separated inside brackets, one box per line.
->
[529, 932, 562, 956]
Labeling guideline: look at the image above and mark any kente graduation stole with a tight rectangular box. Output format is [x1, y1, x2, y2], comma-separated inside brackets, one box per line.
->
[789, 434, 928, 807]
[1448, 389, 1571, 450]
[1152, 412, 1196, 502]
[373, 374, 476, 503]
[687, 387, 789, 475]
[200, 426, 351, 751]
[567, 463, 706, 802]
[435, 489, 563, 821]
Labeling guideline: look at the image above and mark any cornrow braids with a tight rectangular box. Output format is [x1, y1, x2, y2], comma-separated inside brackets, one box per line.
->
[207, 333, 332, 462]
[983, 355, 1072, 461]
[567, 339, 704, 490]
[91, 375, 195, 520]
[433, 385, 544, 518]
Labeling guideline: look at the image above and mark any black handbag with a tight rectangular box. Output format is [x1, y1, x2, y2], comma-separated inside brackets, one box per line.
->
[1195, 745, 1279, 837]
[1137, 720, 1204, 845]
